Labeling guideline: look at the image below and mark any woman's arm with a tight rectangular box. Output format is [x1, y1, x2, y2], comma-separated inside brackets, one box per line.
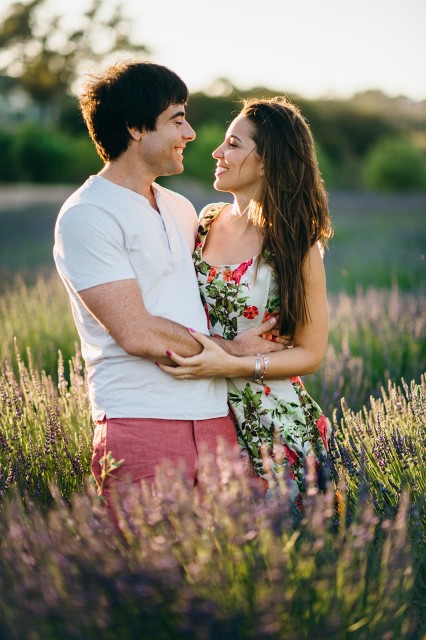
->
[159, 243, 328, 380]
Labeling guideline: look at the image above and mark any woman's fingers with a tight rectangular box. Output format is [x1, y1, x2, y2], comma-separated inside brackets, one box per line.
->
[187, 328, 215, 347]
[158, 363, 190, 378]
[164, 330, 211, 365]
[161, 329, 232, 379]
[164, 349, 189, 366]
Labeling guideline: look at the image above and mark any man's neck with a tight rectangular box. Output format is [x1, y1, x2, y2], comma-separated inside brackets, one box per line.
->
[98, 158, 158, 210]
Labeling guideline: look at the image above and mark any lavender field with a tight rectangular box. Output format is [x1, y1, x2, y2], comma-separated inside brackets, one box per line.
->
[0, 186, 425, 639]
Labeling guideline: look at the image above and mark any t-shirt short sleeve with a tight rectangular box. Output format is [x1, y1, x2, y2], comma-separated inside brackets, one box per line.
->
[54, 204, 135, 292]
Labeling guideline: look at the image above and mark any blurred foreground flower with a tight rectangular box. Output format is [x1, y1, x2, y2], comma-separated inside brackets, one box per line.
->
[0, 440, 416, 640]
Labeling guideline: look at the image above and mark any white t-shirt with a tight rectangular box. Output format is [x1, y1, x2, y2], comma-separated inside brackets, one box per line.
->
[53, 175, 228, 421]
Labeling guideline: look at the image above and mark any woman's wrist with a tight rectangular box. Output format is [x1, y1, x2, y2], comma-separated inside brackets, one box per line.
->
[227, 355, 262, 379]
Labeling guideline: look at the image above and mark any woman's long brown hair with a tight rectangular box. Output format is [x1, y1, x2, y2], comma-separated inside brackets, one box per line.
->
[242, 97, 333, 337]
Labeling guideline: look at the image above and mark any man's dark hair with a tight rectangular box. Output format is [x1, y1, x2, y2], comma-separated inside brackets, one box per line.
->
[79, 60, 189, 161]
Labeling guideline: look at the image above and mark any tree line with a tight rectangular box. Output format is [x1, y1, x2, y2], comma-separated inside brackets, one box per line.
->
[0, 0, 425, 191]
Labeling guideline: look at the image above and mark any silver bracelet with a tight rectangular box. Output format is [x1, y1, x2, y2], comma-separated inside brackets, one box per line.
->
[251, 357, 261, 382]
[260, 355, 271, 385]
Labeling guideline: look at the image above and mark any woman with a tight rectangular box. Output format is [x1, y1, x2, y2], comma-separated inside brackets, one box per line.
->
[160, 97, 333, 504]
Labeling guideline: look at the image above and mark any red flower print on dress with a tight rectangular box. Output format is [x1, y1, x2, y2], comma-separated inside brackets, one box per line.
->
[195, 232, 203, 248]
[243, 305, 259, 319]
[231, 258, 253, 284]
[222, 269, 233, 282]
[264, 386, 271, 397]
[283, 444, 299, 466]
[290, 376, 305, 389]
[316, 414, 329, 451]
[207, 266, 217, 283]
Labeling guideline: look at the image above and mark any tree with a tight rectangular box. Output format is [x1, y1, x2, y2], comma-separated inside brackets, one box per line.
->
[0, 0, 149, 113]
[363, 137, 426, 192]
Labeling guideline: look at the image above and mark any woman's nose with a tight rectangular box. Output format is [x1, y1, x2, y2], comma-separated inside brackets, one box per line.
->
[212, 144, 223, 159]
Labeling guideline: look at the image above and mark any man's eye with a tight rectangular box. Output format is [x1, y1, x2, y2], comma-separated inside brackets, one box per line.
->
[228, 142, 237, 148]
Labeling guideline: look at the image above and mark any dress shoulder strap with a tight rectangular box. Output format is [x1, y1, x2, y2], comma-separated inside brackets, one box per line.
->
[198, 202, 229, 230]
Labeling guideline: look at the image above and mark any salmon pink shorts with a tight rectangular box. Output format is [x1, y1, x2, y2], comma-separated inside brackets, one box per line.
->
[91, 413, 239, 505]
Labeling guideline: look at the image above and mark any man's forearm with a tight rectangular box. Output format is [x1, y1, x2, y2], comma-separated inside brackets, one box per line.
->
[124, 315, 203, 363]
[78, 280, 204, 363]
[210, 335, 246, 356]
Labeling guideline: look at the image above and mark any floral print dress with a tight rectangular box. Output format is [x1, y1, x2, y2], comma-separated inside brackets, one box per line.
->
[194, 203, 331, 503]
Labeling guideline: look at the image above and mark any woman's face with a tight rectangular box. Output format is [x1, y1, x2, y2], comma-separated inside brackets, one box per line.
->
[212, 116, 264, 196]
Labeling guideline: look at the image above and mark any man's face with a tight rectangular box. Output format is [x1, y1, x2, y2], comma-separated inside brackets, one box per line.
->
[139, 103, 196, 177]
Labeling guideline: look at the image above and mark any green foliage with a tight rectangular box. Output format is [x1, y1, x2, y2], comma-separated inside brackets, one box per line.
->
[0, 129, 18, 180]
[187, 91, 241, 131]
[0, 275, 79, 380]
[315, 142, 335, 187]
[364, 137, 426, 192]
[0, 86, 423, 189]
[65, 136, 103, 181]
[182, 123, 224, 185]
[307, 102, 398, 161]
[0, 123, 101, 183]
[13, 122, 74, 182]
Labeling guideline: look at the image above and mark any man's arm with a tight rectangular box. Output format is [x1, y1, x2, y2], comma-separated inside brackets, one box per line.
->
[79, 279, 283, 364]
[79, 279, 202, 364]
[211, 331, 286, 356]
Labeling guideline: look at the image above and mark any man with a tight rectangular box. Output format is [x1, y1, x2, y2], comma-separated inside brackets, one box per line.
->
[53, 61, 281, 506]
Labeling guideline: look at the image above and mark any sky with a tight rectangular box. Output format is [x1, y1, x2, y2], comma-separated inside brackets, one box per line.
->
[1, 0, 425, 101]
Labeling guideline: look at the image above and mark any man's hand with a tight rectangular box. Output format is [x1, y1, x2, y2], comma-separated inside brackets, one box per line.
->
[258, 312, 293, 347]
[213, 317, 289, 357]
[261, 326, 293, 347]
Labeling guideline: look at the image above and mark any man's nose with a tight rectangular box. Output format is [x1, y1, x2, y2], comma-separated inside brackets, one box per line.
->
[184, 122, 196, 140]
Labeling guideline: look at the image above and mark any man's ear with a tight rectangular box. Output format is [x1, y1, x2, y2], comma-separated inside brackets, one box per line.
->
[127, 126, 142, 141]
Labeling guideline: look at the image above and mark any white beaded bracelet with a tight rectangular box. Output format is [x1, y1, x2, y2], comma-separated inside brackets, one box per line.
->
[260, 355, 271, 384]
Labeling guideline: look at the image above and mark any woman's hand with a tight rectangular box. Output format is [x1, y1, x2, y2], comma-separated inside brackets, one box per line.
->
[159, 329, 238, 380]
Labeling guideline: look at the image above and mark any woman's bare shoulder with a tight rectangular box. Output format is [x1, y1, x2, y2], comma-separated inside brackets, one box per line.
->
[303, 242, 326, 284]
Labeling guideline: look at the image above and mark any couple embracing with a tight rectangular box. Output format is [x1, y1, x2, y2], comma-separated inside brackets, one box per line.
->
[53, 61, 333, 514]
